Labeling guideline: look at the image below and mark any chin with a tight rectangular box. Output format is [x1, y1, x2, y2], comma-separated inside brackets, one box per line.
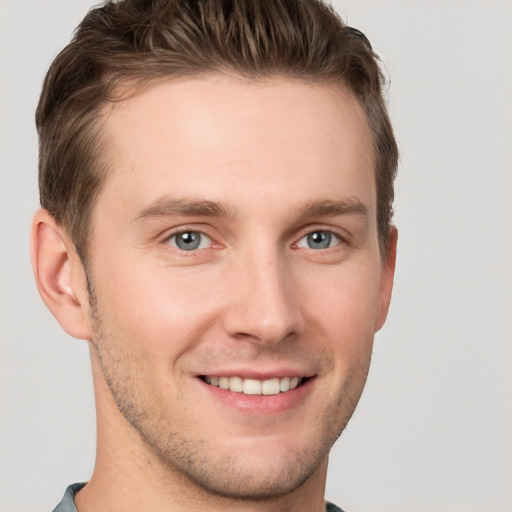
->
[131, 408, 340, 501]
[164, 443, 329, 500]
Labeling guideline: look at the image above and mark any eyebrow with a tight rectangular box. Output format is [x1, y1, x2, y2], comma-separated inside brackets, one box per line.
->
[131, 196, 368, 224]
[298, 198, 368, 219]
[131, 197, 235, 223]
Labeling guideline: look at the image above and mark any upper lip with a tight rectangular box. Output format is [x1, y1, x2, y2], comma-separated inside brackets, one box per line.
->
[197, 368, 315, 380]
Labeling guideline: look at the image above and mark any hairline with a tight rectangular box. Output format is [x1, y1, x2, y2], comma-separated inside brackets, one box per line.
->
[73, 70, 390, 265]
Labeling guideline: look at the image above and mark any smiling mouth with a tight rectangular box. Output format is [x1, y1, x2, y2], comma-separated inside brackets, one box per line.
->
[200, 376, 307, 395]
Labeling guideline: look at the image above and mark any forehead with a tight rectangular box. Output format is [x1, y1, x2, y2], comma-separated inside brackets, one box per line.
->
[97, 75, 375, 222]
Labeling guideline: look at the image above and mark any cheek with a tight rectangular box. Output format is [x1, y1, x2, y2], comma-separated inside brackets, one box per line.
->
[301, 264, 381, 354]
[309, 260, 381, 311]
[92, 259, 223, 356]
[92, 248, 382, 365]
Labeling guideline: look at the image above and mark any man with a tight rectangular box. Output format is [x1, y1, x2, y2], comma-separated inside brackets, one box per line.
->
[31, 0, 398, 510]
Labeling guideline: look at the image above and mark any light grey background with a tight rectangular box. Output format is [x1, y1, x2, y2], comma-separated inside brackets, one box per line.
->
[1, 1, 511, 511]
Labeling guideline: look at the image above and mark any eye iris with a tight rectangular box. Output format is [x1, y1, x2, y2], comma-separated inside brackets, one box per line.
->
[176, 232, 201, 250]
[307, 231, 331, 249]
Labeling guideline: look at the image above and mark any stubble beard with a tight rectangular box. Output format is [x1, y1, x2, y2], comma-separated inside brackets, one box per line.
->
[87, 289, 370, 501]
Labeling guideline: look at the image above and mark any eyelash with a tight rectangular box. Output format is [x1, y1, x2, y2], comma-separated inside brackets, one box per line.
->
[162, 227, 347, 254]
[164, 229, 217, 253]
[295, 230, 344, 250]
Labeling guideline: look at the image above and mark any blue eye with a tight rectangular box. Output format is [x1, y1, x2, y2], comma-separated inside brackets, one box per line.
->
[168, 231, 211, 251]
[297, 230, 341, 250]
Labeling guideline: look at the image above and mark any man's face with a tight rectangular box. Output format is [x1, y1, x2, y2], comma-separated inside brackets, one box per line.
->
[85, 75, 395, 499]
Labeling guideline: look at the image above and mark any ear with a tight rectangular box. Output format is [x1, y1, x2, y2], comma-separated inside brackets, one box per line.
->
[30, 209, 93, 340]
[375, 226, 398, 332]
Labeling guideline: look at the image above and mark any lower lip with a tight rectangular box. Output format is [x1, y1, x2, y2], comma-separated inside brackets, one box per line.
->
[198, 377, 315, 415]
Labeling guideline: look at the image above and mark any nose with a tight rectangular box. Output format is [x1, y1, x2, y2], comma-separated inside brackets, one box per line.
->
[223, 250, 304, 346]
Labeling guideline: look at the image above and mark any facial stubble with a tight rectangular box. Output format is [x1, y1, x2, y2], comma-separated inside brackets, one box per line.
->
[86, 281, 371, 501]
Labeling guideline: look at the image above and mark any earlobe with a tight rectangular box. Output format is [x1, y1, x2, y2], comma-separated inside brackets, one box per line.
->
[30, 209, 92, 340]
[375, 226, 398, 332]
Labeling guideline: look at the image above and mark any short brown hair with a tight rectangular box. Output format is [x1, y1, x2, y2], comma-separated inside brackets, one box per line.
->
[36, 0, 398, 261]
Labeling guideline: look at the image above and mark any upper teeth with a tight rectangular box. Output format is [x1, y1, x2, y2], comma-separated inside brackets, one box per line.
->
[204, 376, 301, 395]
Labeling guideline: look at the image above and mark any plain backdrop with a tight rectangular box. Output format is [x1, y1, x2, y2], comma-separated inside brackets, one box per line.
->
[1, 1, 511, 511]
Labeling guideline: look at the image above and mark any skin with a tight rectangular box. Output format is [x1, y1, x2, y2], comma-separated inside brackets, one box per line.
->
[31, 75, 397, 512]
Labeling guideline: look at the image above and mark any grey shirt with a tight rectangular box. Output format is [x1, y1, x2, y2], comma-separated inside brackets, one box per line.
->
[52, 483, 346, 512]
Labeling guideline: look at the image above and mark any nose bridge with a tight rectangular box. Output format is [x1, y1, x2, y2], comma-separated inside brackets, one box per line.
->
[224, 243, 303, 345]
